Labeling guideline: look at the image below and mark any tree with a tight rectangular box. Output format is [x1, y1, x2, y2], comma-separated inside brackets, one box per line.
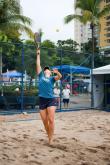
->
[57, 39, 82, 65]
[57, 39, 79, 52]
[64, 0, 110, 68]
[0, 0, 34, 80]
[64, 0, 110, 107]
[0, 0, 33, 39]
[81, 38, 103, 67]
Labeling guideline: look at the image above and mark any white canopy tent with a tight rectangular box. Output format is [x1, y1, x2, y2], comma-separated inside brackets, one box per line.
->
[92, 65, 110, 109]
[93, 64, 110, 75]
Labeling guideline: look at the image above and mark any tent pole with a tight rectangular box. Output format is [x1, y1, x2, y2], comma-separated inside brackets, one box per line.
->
[21, 44, 24, 112]
[70, 67, 72, 94]
[60, 46, 63, 111]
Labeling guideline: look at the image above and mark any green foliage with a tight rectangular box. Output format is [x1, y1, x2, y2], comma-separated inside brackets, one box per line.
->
[0, 0, 33, 39]
[0, 38, 85, 77]
[81, 38, 99, 54]
[57, 39, 79, 52]
[64, 0, 110, 26]
[64, 0, 110, 68]
[81, 38, 104, 67]
[41, 40, 55, 49]
[0, 85, 38, 96]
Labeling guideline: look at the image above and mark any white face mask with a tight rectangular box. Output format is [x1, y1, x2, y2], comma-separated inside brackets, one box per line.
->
[44, 69, 51, 77]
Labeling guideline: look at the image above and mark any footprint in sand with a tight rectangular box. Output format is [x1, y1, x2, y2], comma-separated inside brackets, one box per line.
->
[2, 153, 9, 160]
[86, 147, 98, 153]
[49, 149, 53, 152]
[78, 161, 89, 165]
[3, 146, 9, 150]
[46, 143, 68, 152]
[95, 145, 107, 151]
[22, 154, 29, 159]
[11, 137, 23, 142]
[27, 160, 42, 165]
[54, 156, 60, 160]
[62, 128, 68, 130]
[71, 137, 78, 141]
[30, 153, 38, 158]
[23, 134, 29, 139]
[78, 130, 84, 132]
[58, 137, 67, 140]
[39, 129, 45, 132]
[12, 129, 16, 133]
[61, 154, 66, 158]
[39, 138, 44, 142]
[0, 140, 7, 143]
[53, 139, 60, 143]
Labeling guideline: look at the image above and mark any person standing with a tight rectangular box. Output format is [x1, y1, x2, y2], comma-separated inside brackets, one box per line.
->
[62, 85, 70, 108]
[36, 48, 62, 144]
[53, 86, 60, 108]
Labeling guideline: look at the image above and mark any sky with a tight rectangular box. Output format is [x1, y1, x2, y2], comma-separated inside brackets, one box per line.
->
[20, 0, 75, 43]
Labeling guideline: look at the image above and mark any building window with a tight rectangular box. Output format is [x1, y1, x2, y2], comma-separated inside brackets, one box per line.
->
[106, 21, 110, 26]
[106, 16, 110, 20]
[107, 39, 110, 43]
[106, 33, 110, 37]
[106, 27, 110, 31]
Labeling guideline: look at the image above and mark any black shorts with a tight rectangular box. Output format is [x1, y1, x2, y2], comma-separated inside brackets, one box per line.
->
[39, 97, 58, 110]
[63, 99, 69, 104]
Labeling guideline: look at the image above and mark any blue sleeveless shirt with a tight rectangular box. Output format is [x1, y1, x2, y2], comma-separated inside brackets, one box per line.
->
[38, 71, 55, 98]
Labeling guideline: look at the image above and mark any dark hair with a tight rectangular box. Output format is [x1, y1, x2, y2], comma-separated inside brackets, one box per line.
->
[43, 66, 50, 71]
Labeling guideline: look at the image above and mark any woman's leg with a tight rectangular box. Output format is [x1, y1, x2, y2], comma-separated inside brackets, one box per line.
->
[47, 106, 56, 144]
[40, 109, 49, 137]
[67, 99, 69, 108]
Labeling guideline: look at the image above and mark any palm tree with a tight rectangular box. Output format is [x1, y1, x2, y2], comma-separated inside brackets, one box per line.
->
[0, 0, 33, 39]
[0, 0, 34, 96]
[64, 0, 110, 108]
[64, 0, 110, 67]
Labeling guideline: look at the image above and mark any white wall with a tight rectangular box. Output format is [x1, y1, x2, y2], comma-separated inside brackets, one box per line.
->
[93, 75, 104, 108]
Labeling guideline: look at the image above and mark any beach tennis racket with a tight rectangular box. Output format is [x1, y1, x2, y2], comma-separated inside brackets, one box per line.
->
[34, 32, 41, 48]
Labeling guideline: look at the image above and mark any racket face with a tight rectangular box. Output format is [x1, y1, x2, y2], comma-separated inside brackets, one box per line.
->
[34, 32, 41, 43]
[34, 32, 41, 48]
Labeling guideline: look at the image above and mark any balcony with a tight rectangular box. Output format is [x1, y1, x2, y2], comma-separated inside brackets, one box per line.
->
[107, 39, 110, 43]
[106, 27, 110, 32]
[106, 33, 110, 37]
[106, 21, 110, 26]
[106, 16, 110, 21]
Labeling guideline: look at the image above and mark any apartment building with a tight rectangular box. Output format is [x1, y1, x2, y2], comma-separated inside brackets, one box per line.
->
[74, 0, 110, 55]
[74, 1, 92, 49]
[99, 0, 110, 56]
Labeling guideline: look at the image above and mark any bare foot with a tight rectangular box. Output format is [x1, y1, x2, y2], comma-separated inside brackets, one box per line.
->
[49, 138, 53, 145]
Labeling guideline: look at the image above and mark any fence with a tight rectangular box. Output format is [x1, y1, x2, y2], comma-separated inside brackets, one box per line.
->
[0, 41, 110, 115]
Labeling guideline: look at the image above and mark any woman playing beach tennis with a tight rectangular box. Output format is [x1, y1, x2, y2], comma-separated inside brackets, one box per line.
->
[36, 48, 62, 144]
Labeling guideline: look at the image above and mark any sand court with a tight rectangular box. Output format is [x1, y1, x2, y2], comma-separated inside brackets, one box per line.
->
[0, 110, 110, 165]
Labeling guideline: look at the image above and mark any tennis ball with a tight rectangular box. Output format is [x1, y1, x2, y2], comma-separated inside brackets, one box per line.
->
[56, 29, 59, 32]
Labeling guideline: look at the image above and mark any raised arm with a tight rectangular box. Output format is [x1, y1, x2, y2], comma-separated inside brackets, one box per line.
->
[36, 48, 42, 75]
[53, 69, 62, 81]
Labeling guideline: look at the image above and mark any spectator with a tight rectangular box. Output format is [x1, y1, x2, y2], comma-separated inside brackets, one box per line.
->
[62, 86, 70, 108]
[54, 86, 60, 108]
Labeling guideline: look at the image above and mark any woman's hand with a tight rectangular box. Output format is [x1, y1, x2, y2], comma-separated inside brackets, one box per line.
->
[52, 68, 58, 74]
[53, 69, 62, 81]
